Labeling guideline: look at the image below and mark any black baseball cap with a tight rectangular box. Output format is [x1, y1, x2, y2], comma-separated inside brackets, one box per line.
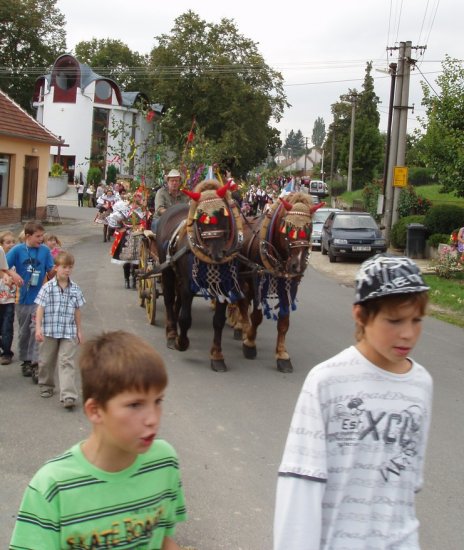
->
[354, 254, 430, 304]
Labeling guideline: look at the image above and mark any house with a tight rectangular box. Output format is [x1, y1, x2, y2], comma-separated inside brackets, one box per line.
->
[0, 90, 62, 224]
[32, 54, 163, 185]
[279, 148, 323, 175]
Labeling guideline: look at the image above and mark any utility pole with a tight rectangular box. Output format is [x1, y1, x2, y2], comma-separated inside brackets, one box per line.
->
[304, 136, 308, 176]
[329, 117, 336, 182]
[342, 92, 358, 193]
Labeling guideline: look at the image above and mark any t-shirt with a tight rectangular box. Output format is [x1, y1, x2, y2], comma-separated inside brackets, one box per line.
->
[277, 345, 433, 549]
[6, 243, 54, 305]
[10, 439, 187, 549]
[154, 187, 187, 219]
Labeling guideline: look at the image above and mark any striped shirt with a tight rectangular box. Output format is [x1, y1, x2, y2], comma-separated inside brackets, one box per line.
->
[35, 278, 85, 339]
[10, 440, 187, 549]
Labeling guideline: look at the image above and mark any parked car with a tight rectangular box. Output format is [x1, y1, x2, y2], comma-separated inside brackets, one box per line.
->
[321, 211, 387, 262]
[301, 178, 329, 197]
[310, 208, 342, 249]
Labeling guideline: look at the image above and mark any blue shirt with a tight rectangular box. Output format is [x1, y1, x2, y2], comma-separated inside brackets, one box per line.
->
[6, 244, 54, 305]
[35, 278, 85, 339]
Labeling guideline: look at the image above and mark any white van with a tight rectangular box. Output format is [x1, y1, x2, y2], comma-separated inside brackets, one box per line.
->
[309, 180, 329, 197]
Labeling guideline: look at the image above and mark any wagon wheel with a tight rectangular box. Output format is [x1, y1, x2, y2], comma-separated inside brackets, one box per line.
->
[144, 275, 158, 325]
[138, 239, 149, 308]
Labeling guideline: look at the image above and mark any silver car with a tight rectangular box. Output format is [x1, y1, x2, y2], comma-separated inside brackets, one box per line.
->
[311, 208, 342, 249]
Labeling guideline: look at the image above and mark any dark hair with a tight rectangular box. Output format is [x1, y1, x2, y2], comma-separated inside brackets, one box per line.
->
[355, 292, 429, 341]
[80, 331, 167, 406]
[24, 221, 45, 236]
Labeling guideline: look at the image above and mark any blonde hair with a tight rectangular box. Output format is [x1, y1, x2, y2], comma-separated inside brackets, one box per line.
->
[0, 231, 15, 246]
[54, 251, 74, 266]
[80, 331, 168, 406]
[44, 233, 62, 247]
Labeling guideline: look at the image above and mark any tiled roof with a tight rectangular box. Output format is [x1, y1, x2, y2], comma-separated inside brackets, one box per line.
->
[0, 89, 62, 145]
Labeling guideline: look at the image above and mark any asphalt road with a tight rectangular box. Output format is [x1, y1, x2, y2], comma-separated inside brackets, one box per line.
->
[0, 204, 462, 549]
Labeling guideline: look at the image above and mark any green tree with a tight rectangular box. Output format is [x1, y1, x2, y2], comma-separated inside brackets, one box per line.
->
[312, 117, 326, 148]
[420, 56, 464, 197]
[148, 11, 288, 176]
[283, 129, 305, 157]
[0, 0, 66, 112]
[74, 38, 150, 94]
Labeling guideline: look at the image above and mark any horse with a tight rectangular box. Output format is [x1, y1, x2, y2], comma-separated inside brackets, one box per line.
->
[153, 179, 244, 372]
[233, 192, 324, 373]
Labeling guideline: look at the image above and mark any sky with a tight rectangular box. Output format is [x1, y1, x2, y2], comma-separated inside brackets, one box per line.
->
[56, 0, 459, 146]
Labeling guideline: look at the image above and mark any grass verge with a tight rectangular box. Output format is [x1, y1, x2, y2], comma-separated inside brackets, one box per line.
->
[423, 273, 464, 328]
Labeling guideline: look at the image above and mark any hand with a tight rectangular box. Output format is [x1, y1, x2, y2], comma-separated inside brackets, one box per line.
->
[35, 331, 44, 343]
[9, 271, 23, 286]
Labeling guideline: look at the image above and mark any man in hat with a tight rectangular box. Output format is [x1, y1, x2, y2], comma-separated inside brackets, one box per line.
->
[150, 169, 188, 232]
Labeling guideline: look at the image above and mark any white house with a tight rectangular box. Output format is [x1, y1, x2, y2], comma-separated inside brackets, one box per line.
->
[32, 54, 163, 184]
[280, 147, 323, 175]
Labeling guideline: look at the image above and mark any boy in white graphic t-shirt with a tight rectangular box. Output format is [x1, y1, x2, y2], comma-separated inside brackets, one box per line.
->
[274, 254, 433, 550]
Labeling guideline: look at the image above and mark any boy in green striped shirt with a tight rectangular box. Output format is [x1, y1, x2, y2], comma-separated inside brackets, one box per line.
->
[10, 331, 187, 549]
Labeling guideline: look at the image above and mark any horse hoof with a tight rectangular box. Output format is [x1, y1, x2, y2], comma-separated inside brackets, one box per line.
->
[233, 328, 242, 341]
[211, 359, 227, 372]
[277, 359, 293, 373]
[167, 338, 177, 350]
[242, 343, 257, 359]
[176, 337, 190, 352]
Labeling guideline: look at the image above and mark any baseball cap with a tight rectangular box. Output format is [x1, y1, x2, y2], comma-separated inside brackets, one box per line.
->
[354, 253, 430, 304]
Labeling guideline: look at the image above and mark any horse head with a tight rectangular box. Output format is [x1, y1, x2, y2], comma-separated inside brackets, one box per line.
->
[185, 179, 243, 264]
[263, 193, 324, 276]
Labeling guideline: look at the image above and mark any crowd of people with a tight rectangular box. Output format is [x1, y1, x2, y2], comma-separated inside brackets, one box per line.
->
[1, 170, 436, 549]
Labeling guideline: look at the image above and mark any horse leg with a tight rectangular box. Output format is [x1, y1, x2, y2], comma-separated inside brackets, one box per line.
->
[210, 301, 227, 372]
[176, 285, 193, 352]
[276, 314, 293, 373]
[162, 271, 178, 349]
[242, 304, 262, 360]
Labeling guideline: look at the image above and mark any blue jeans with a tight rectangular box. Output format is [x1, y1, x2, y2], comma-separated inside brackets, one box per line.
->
[0, 303, 15, 357]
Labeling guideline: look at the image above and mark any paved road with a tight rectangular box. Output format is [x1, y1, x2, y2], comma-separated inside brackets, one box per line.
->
[0, 204, 462, 549]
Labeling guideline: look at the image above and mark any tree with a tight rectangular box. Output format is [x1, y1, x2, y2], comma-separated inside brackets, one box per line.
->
[420, 56, 464, 197]
[283, 129, 305, 157]
[148, 11, 288, 176]
[312, 117, 326, 148]
[0, 0, 66, 112]
[74, 39, 150, 94]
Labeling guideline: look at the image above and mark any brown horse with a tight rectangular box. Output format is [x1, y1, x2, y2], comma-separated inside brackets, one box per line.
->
[154, 180, 244, 372]
[234, 192, 324, 373]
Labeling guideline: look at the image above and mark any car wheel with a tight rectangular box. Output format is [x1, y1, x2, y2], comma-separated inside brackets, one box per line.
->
[328, 247, 337, 263]
[321, 242, 328, 255]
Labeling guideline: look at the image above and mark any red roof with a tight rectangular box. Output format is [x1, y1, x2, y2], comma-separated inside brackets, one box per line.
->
[0, 89, 62, 145]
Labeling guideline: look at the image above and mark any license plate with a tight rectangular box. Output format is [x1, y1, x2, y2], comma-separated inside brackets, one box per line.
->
[352, 245, 371, 251]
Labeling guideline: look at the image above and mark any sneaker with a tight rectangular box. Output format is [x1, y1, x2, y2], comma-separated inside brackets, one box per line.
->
[30, 363, 39, 384]
[21, 361, 32, 377]
[63, 398, 76, 410]
[1, 356, 12, 365]
[40, 388, 54, 398]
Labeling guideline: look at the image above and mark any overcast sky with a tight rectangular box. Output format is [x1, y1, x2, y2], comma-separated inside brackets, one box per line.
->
[56, 0, 458, 145]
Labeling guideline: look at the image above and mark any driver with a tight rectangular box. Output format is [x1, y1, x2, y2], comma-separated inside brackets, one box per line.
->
[150, 169, 188, 233]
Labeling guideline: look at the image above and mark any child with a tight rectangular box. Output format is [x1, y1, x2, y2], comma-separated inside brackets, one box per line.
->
[6, 222, 55, 378]
[34, 251, 85, 407]
[44, 232, 63, 258]
[10, 330, 187, 549]
[0, 231, 18, 364]
[274, 254, 433, 549]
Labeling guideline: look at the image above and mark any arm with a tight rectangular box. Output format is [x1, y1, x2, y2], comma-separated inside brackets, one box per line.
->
[74, 308, 83, 343]
[161, 536, 181, 550]
[274, 475, 325, 550]
[35, 305, 44, 342]
[154, 189, 169, 217]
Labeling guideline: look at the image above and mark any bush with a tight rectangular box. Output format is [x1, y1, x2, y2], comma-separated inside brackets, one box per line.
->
[408, 166, 436, 186]
[50, 163, 64, 177]
[397, 185, 432, 218]
[329, 180, 345, 197]
[424, 204, 464, 235]
[362, 180, 382, 221]
[87, 167, 102, 186]
[390, 215, 426, 249]
[432, 247, 464, 278]
[106, 164, 118, 185]
[427, 233, 450, 248]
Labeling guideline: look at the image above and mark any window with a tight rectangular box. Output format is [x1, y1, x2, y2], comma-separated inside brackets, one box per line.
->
[95, 80, 112, 102]
[0, 155, 10, 207]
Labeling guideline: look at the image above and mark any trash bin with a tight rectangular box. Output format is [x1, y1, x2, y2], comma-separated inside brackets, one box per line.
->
[406, 223, 427, 259]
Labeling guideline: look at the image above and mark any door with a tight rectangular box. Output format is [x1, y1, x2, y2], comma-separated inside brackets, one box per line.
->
[21, 156, 39, 220]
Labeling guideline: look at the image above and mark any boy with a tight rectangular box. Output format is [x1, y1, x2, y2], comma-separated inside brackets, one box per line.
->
[274, 254, 433, 549]
[35, 251, 85, 408]
[10, 330, 187, 549]
[6, 221, 55, 377]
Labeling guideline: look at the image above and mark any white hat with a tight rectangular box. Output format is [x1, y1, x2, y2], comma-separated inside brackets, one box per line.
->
[167, 169, 181, 178]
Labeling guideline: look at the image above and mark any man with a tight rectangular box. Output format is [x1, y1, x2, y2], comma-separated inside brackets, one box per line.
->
[151, 169, 188, 233]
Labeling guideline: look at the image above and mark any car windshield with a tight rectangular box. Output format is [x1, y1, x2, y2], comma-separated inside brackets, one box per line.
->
[313, 211, 332, 224]
[332, 215, 378, 230]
